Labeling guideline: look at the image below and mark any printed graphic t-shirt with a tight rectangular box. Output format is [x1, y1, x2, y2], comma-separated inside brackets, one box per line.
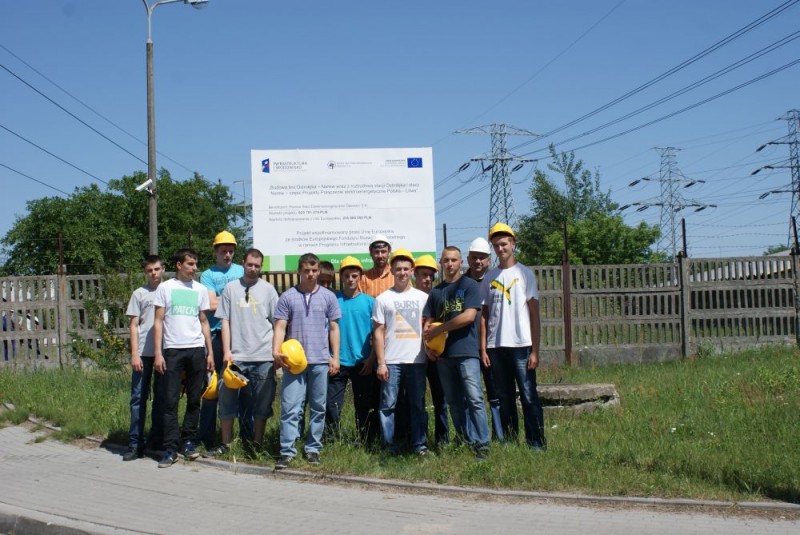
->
[154, 278, 210, 349]
[372, 287, 428, 365]
[480, 263, 539, 349]
[423, 276, 481, 358]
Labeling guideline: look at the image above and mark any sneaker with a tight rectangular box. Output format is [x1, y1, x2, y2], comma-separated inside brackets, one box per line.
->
[416, 447, 430, 458]
[158, 450, 179, 468]
[305, 452, 321, 465]
[475, 447, 489, 462]
[122, 448, 143, 462]
[183, 441, 200, 461]
[202, 444, 230, 458]
[274, 455, 294, 470]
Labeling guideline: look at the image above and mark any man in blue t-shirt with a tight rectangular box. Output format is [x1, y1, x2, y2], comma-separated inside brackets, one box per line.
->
[198, 231, 245, 449]
[423, 246, 491, 460]
[325, 256, 377, 444]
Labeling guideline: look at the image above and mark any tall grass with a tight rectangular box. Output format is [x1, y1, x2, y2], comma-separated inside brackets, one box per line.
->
[1, 346, 798, 502]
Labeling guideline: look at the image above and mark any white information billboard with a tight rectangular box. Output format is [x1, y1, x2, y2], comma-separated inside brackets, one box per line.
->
[250, 148, 436, 272]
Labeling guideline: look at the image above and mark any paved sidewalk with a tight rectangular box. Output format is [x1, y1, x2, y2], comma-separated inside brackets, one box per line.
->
[0, 425, 797, 535]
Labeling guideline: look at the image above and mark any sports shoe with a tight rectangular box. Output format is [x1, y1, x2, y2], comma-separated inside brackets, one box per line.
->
[202, 444, 230, 458]
[122, 448, 143, 462]
[183, 441, 200, 461]
[416, 447, 430, 458]
[158, 450, 179, 468]
[305, 452, 321, 465]
[274, 455, 294, 470]
[475, 447, 489, 462]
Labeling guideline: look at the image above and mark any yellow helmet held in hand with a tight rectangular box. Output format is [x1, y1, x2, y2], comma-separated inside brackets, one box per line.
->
[202, 370, 220, 400]
[414, 254, 438, 272]
[425, 322, 448, 358]
[213, 230, 238, 247]
[281, 339, 308, 375]
[222, 362, 248, 389]
[339, 256, 364, 273]
[488, 222, 515, 240]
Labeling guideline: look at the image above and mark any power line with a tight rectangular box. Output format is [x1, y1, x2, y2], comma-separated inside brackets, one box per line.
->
[528, 58, 800, 157]
[0, 62, 147, 166]
[508, 0, 800, 153]
[0, 162, 70, 196]
[0, 122, 108, 185]
[0, 43, 195, 174]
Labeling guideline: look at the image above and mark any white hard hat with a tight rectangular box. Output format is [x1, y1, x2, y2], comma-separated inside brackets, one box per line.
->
[370, 234, 391, 249]
[468, 237, 491, 255]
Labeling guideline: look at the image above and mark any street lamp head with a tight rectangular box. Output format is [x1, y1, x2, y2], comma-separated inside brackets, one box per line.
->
[185, 0, 209, 9]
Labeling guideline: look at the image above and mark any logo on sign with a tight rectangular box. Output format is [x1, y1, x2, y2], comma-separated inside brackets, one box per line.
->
[407, 157, 423, 168]
[261, 159, 270, 173]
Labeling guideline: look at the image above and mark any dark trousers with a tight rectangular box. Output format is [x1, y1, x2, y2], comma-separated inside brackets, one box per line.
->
[162, 347, 206, 452]
[426, 360, 450, 445]
[325, 361, 379, 442]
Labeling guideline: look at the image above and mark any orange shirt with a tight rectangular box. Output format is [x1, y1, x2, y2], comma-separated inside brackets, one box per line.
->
[359, 266, 394, 297]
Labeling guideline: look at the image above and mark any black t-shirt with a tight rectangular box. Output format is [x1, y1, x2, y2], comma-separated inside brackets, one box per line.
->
[423, 276, 481, 358]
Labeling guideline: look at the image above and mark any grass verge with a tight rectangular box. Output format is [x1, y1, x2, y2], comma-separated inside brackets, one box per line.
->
[1, 345, 798, 503]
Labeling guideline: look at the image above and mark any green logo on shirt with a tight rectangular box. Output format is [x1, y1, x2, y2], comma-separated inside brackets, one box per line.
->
[170, 289, 198, 316]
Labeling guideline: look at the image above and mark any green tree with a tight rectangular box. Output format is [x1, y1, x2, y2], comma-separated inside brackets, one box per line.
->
[763, 244, 790, 256]
[517, 146, 663, 265]
[1, 170, 244, 275]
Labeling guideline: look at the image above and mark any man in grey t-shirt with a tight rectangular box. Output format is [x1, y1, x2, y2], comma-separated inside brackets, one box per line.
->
[123, 255, 165, 461]
[207, 249, 279, 455]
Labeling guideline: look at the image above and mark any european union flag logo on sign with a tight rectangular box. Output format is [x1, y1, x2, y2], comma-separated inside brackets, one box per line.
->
[407, 157, 423, 168]
[261, 159, 270, 173]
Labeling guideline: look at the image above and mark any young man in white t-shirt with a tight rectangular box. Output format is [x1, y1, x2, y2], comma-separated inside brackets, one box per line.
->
[479, 224, 546, 450]
[373, 249, 430, 456]
[153, 249, 214, 468]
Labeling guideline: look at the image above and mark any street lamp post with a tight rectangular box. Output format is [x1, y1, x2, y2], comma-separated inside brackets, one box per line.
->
[143, 0, 208, 255]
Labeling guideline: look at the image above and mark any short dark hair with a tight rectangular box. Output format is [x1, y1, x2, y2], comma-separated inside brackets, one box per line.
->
[173, 248, 198, 265]
[243, 248, 264, 263]
[297, 253, 320, 270]
[442, 246, 461, 255]
[319, 261, 334, 277]
[141, 255, 163, 269]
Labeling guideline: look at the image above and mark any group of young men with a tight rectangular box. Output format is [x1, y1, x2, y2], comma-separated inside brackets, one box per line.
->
[123, 223, 546, 469]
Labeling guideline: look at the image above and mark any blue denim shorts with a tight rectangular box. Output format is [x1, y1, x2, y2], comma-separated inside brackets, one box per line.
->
[218, 360, 276, 420]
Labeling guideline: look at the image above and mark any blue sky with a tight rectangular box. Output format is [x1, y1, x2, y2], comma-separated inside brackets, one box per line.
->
[1, 0, 799, 261]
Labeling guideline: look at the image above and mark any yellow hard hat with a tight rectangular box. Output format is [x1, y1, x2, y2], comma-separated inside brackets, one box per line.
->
[390, 248, 415, 266]
[281, 339, 308, 375]
[425, 322, 448, 357]
[213, 230, 238, 247]
[414, 254, 438, 272]
[202, 370, 220, 400]
[339, 256, 364, 273]
[488, 222, 515, 240]
[222, 362, 248, 389]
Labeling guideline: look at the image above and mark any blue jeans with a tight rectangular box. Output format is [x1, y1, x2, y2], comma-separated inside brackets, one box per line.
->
[379, 363, 428, 454]
[279, 363, 328, 456]
[438, 356, 490, 449]
[481, 359, 514, 440]
[487, 346, 546, 448]
[219, 361, 276, 421]
[128, 356, 164, 450]
[199, 332, 254, 447]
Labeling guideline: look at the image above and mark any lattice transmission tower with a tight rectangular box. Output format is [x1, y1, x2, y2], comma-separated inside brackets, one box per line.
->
[753, 109, 800, 224]
[455, 123, 539, 228]
[621, 147, 715, 258]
